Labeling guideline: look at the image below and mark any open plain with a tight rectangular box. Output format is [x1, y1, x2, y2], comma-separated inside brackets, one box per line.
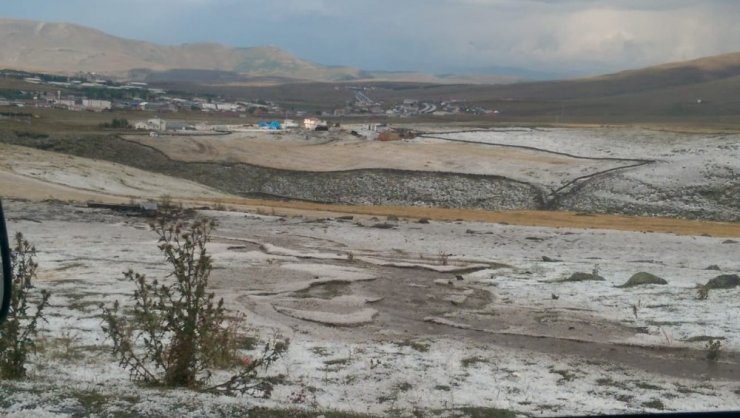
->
[0, 124, 738, 416]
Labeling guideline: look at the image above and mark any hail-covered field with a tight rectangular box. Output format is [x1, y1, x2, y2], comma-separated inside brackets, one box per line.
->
[1, 199, 738, 417]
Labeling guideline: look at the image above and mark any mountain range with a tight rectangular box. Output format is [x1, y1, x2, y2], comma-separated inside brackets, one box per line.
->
[0, 18, 515, 84]
[3, 15, 740, 108]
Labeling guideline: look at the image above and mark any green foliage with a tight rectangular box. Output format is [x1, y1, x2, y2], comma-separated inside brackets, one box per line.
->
[13, 131, 49, 139]
[101, 212, 286, 396]
[0, 233, 50, 379]
[99, 118, 130, 129]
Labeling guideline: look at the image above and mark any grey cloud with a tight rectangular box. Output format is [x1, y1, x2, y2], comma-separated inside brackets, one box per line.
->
[2, 0, 739, 75]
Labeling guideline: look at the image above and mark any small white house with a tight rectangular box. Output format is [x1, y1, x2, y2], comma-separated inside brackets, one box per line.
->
[303, 117, 327, 130]
[134, 118, 167, 131]
[283, 119, 299, 129]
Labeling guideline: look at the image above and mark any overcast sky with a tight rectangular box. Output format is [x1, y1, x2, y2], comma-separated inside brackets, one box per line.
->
[3, 0, 740, 77]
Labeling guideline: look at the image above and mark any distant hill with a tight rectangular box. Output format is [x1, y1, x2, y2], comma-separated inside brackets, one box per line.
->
[448, 52, 740, 101]
[0, 18, 365, 81]
[0, 18, 514, 84]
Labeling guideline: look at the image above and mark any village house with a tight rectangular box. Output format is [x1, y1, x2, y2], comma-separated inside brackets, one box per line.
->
[303, 117, 328, 130]
[134, 118, 167, 131]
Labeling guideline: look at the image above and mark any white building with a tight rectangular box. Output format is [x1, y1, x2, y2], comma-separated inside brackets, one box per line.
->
[216, 103, 239, 112]
[303, 117, 327, 130]
[283, 119, 299, 129]
[134, 118, 167, 131]
[82, 99, 112, 111]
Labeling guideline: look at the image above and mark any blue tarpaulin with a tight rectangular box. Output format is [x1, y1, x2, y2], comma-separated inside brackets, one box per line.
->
[258, 120, 282, 130]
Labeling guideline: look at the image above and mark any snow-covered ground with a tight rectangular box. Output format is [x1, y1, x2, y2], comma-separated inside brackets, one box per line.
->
[0, 143, 231, 201]
[419, 127, 740, 221]
[2, 200, 739, 417]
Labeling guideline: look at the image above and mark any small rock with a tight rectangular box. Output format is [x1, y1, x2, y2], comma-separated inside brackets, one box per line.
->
[722, 239, 738, 244]
[551, 293, 559, 300]
[618, 272, 667, 288]
[705, 265, 721, 271]
[386, 215, 399, 222]
[455, 275, 464, 281]
[705, 274, 740, 289]
[371, 222, 396, 229]
[445, 294, 468, 305]
[542, 256, 561, 263]
[562, 272, 605, 282]
[417, 218, 430, 224]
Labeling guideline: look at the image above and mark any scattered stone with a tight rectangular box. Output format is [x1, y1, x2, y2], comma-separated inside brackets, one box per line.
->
[562, 272, 605, 282]
[455, 275, 464, 281]
[684, 335, 727, 343]
[705, 274, 740, 289]
[444, 294, 468, 305]
[618, 272, 667, 288]
[417, 218, 430, 224]
[722, 239, 738, 244]
[705, 265, 721, 271]
[551, 293, 559, 300]
[542, 256, 561, 263]
[371, 222, 396, 229]
[642, 399, 665, 411]
[525, 236, 545, 242]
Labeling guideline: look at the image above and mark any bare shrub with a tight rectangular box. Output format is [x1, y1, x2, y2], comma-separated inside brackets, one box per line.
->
[0, 233, 50, 379]
[706, 339, 721, 362]
[695, 284, 709, 300]
[101, 214, 286, 396]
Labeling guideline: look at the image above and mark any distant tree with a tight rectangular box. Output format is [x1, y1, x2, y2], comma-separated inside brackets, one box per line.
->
[111, 118, 129, 129]
[100, 118, 130, 129]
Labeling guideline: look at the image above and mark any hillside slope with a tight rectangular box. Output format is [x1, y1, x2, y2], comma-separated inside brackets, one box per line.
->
[0, 18, 363, 81]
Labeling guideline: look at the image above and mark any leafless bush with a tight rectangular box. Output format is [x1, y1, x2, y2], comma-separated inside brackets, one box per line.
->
[101, 213, 286, 396]
[0, 233, 50, 379]
[706, 339, 721, 362]
[695, 284, 709, 300]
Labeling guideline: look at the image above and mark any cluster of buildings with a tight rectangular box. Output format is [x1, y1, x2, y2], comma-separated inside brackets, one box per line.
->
[340, 85, 499, 117]
[133, 117, 330, 134]
[0, 88, 114, 111]
[2, 70, 500, 120]
[0, 70, 283, 116]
